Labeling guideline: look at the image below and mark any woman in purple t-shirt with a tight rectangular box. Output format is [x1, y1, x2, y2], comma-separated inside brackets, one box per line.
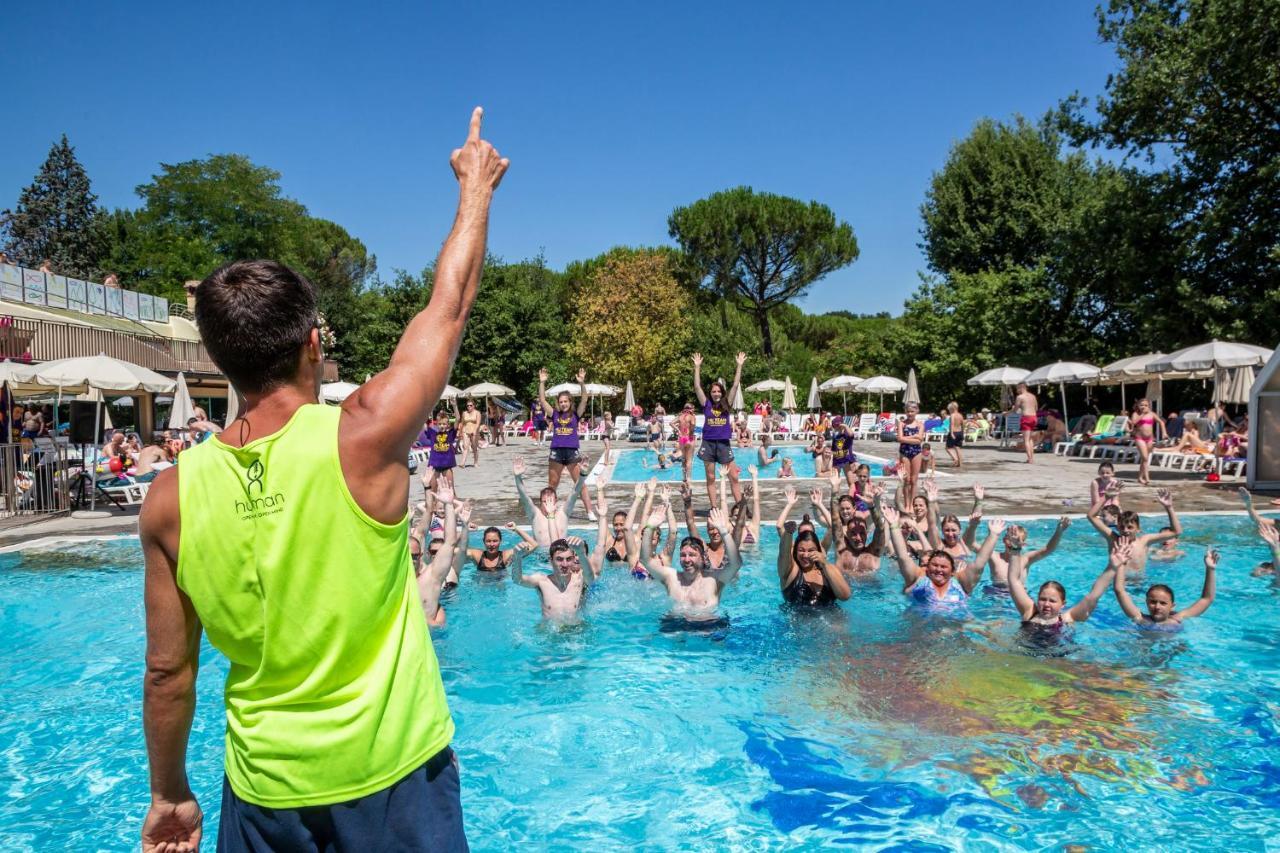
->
[421, 408, 459, 491]
[539, 366, 590, 491]
[693, 351, 747, 509]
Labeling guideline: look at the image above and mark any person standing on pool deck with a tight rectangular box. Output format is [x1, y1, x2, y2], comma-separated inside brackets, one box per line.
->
[1014, 382, 1038, 464]
[539, 366, 589, 491]
[693, 351, 747, 508]
[139, 107, 506, 853]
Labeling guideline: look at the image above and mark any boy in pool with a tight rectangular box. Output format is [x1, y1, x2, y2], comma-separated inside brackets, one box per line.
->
[1113, 546, 1217, 629]
[963, 513, 1071, 592]
[639, 506, 741, 625]
[511, 536, 595, 621]
[1148, 527, 1187, 563]
[513, 456, 587, 547]
[1086, 484, 1181, 573]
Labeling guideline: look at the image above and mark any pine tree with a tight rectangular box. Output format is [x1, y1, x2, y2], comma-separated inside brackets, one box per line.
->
[1, 135, 102, 277]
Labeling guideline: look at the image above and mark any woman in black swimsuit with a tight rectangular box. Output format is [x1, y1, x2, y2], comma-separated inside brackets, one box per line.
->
[776, 523, 851, 607]
[466, 523, 537, 573]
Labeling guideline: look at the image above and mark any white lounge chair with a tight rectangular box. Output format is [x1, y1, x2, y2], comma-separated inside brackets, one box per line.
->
[611, 415, 631, 440]
[745, 414, 764, 439]
[852, 413, 878, 439]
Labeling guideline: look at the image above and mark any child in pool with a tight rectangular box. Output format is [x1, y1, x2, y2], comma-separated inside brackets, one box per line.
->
[1008, 539, 1118, 628]
[1113, 545, 1217, 629]
[1147, 527, 1187, 563]
[1090, 462, 1121, 509]
[777, 457, 796, 478]
[1086, 484, 1181, 572]
[1252, 522, 1280, 578]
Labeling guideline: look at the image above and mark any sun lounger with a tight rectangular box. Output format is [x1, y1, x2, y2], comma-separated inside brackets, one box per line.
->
[746, 414, 764, 439]
[852, 413, 878, 439]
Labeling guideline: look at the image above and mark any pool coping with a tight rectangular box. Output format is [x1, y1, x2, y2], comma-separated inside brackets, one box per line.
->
[587, 447, 952, 484]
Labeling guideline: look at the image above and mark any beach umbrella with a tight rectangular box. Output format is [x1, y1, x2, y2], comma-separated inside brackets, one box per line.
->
[1215, 366, 1256, 406]
[967, 366, 1030, 386]
[855, 375, 908, 413]
[1023, 361, 1100, 428]
[903, 369, 920, 407]
[461, 382, 514, 397]
[18, 353, 174, 393]
[75, 385, 113, 431]
[782, 377, 797, 410]
[319, 381, 360, 403]
[545, 382, 579, 396]
[731, 382, 744, 412]
[439, 384, 462, 400]
[807, 376, 821, 410]
[167, 372, 196, 430]
[746, 379, 786, 393]
[623, 381, 635, 412]
[820, 374, 863, 415]
[1148, 340, 1272, 374]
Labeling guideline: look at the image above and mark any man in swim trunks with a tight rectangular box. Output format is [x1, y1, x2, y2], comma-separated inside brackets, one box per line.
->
[511, 536, 594, 621]
[139, 107, 506, 852]
[539, 366, 590, 491]
[693, 351, 746, 508]
[639, 506, 741, 624]
[513, 456, 586, 547]
[1014, 382, 1038, 464]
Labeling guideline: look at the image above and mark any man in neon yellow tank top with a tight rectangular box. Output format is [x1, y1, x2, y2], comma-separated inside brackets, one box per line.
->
[139, 108, 508, 853]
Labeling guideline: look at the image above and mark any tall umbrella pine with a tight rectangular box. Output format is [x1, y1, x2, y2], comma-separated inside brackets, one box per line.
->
[669, 187, 859, 359]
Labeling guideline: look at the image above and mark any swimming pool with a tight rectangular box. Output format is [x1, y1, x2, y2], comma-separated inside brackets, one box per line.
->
[605, 444, 891, 482]
[3, 514, 1280, 849]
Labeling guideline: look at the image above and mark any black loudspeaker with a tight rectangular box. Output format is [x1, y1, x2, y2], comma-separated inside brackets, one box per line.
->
[69, 400, 104, 445]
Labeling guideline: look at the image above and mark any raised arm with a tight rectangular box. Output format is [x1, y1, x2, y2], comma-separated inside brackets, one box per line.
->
[661, 492, 679, 562]
[681, 482, 698, 540]
[1086, 485, 1119, 538]
[1260, 522, 1280, 568]
[537, 367, 553, 418]
[1143, 489, 1182, 545]
[709, 506, 742, 584]
[588, 491, 610, 576]
[814, 551, 852, 601]
[923, 480, 942, 548]
[1006, 550, 1035, 621]
[777, 521, 797, 586]
[963, 484, 984, 549]
[1110, 543, 1145, 622]
[509, 542, 540, 589]
[639, 510, 676, 584]
[505, 521, 539, 549]
[958, 517, 1005, 594]
[692, 352, 707, 406]
[1174, 548, 1218, 621]
[1065, 559, 1117, 623]
[417, 493, 458, 616]
[775, 486, 799, 533]
[748, 465, 762, 541]
[566, 536, 595, 588]
[881, 506, 922, 589]
[574, 368, 589, 417]
[342, 109, 508, 470]
[1239, 486, 1272, 528]
[512, 457, 538, 519]
[1028, 516, 1070, 565]
[562, 472, 588, 520]
[727, 352, 747, 408]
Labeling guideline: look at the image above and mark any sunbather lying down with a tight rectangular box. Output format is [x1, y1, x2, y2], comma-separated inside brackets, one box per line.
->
[1171, 422, 1213, 454]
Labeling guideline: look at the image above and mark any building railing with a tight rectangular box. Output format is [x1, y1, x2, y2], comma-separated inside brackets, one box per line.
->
[0, 439, 73, 523]
[0, 314, 220, 374]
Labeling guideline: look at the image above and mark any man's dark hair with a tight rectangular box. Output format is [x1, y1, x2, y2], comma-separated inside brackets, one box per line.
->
[196, 260, 318, 394]
[549, 539, 572, 560]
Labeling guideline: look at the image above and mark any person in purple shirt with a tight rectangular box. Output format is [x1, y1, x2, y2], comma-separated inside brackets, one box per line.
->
[692, 351, 746, 509]
[539, 366, 590, 491]
[421, 407, 459, 491]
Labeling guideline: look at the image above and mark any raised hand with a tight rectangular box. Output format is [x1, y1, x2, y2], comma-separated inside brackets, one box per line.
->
[1261, 523, 1280, 546]
[1056, 516, 1071, 531]
[1156, 488, 1173, 508]
[541, 492, 556, 516]
[680, 481, 693, 505]
[924, 480, 939, 502]
[709, 506, 730, 533]
[467, 521, 478, 531]
[1105, 480, 1123, 498]
[646, 509, 665, 528]
[457, 500, 474, 525]
[516, 541, 537, 554]
[659, 486, 671, 506]
[783, 486, 798, 504]
[646, 476, 657, 495]
[504, 521, 516, 529]
[596, 489, 609, 514]
[434, 482, 455, 506]
[1239, 486, 1254, 505]
[881, 506, 900, 526]
[692, 352, 703, 368]
[809, 488, 824, 505]
[512, 457, 525, 476]
[972, 483, 985, 500]
[450, 107, 509, 191]
[747, 464, 758, 477]
[988, 517, 1007, 536]
[576, 368, 586, 384]
[634, 482, 646, 498]
[735, 352, 747, 367]
[1110, 541, 1133, 569]
[1204, 547, 1219, 570]
[538, 367, 548, 383]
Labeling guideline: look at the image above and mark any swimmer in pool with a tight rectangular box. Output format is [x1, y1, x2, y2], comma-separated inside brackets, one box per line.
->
[513, 456, 588, 547]
[834, 483, 887, 574]
[1113, 545, 1218, 629]
[883, 506, 1004, 603]
[511, 536, 594, 621]
[1007, 539, 1118, 629]
[1090, 461, 1122, 510]
[777, 457, 796, 478]
[965, 510, 1070, 591]
[777, 521, 852, 607]
[1251, 522, 1280, 578]
[1147, 528, 1187, 563]
[679, 482, 732, 571]
[413, 490, 461, 630]
[465, 522, 538, 573]
[757, 432, 780, 468]
[640, 506, 742, 621]
[1087, 484, 1181, 573]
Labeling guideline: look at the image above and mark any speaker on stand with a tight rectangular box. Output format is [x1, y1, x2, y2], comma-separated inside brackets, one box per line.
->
[68, 399, 109, 517]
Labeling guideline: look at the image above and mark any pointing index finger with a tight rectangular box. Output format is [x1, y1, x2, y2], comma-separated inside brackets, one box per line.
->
[467, 106, 483, 142]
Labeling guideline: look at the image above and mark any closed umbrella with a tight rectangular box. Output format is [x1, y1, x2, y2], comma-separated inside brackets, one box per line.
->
[781, 377, 797, 410]
[903, 368, 920, 407]
[1023, 361, 1101, 428]
[1216, 366, 1255, 406]
[623, 381, 635, 412]
[167, 373, 196, 430]
[806, 377, 821, 410]
[731, 382, 744, 412]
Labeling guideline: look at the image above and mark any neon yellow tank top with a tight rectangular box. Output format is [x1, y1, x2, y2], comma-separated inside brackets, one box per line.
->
[176, 404, 452, 807]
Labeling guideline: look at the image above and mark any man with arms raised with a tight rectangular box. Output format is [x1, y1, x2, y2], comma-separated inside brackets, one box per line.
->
[139, 108, 507, 852]
[1014, 382, 1038, 464]
[640, 506, 742, 629]
[510, 537, 595, 622]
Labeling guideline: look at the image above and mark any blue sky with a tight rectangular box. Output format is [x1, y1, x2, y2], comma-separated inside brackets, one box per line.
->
[1, 2, 1116, 315]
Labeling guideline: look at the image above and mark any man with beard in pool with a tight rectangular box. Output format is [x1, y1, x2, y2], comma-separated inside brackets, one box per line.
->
[640, 506, 741, 630]
[139, 108, 505, 852]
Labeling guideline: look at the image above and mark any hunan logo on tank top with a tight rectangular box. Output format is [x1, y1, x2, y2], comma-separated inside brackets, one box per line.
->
[235, 457, 287, 519]
[433, 432, 451, 452]
[554, 414, 574, 436]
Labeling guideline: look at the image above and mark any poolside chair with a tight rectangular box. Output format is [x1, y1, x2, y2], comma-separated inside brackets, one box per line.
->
[998, 414, 1022, 448]
[409, 448, 430, 467]
[852, 413, 878, 439]
[100, 479, 150, 508]
[612, 415, 631, 440]
[964, 419, 990, 443]
[745, 414, 764, 439]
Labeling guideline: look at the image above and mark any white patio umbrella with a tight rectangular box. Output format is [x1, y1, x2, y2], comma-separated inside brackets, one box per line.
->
[903, 368, 920, 407]
[781, 377, 797, 410]
[746, 379, 786, 393]
[967, 366, 1030, 386]
[1023, 361, 1101, 428]
[1215, 366, 1256, 406]
[855, 375, 908, 412]
[461, 382, 514, 397]
[17, 353, 175, 393]
[167, 372, 196, 430]
[623, 380, 635, 412]
[806, 376, 821, 410]
[439, 384, 462, 400]
[1148, 340, 1272, 374]
[545, 382, 580, 396]
[320, 381, 360, 403]
[820, 374, 863, 415]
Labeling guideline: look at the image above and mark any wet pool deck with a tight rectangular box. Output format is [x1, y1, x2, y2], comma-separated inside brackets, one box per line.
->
[0, 435, 1268, 548]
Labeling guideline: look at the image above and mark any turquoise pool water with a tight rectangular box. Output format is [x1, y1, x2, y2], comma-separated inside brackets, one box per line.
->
[3, 515, 1280, 849]
[607, 444, 890, 482]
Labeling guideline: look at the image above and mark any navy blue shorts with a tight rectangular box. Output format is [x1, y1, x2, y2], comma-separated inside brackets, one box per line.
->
[217, 746, 467, 852]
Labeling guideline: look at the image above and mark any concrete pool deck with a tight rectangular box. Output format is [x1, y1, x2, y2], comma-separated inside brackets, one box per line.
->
[0, 435, 1269, 548]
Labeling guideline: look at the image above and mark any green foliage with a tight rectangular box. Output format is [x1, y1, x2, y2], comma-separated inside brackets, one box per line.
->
[1, 135, 103, 277]
[669, 187, 859, 358]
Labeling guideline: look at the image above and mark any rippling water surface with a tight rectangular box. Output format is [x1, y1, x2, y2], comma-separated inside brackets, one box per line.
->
[2, 515, 1279, 850]
[608, 444, 891, 482]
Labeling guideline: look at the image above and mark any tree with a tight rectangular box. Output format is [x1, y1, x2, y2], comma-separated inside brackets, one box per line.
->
[1059, 0, 1280, 343]
[565, 248, 691, 403]
[668, 187, 859, 359]
[2, 135, 102, 277]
